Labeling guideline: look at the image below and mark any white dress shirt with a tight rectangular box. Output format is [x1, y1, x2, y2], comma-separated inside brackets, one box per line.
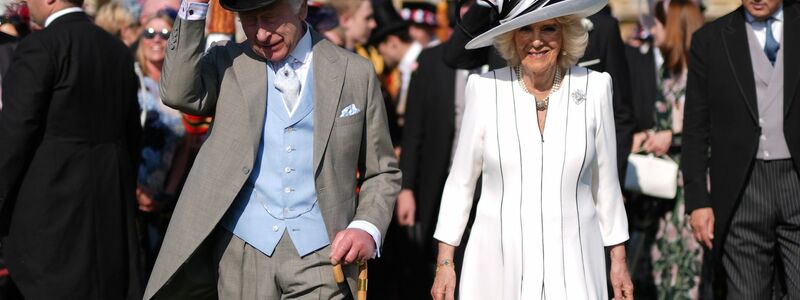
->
[271, 28, 313, 116]
[745, 4, 784, 49]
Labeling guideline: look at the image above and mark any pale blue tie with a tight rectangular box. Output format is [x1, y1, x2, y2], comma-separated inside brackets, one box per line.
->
[764, 18, 779, 65]
[274, 57, 301, 114]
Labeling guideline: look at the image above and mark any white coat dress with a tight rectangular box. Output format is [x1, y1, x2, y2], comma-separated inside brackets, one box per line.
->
[433, 66, 629, 300]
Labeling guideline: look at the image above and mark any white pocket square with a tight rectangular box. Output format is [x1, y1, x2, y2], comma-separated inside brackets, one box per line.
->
[339, 104, 361, 118]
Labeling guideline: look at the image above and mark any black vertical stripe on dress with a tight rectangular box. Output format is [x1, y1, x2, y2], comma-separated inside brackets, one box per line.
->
[494, 70, 506, 266]
[574, 68, 589, 291]
[509, 67, 527, 293]
[559, 68, 573, 297]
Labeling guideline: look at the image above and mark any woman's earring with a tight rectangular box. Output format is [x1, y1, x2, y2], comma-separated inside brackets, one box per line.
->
[561, 50, 567, 56]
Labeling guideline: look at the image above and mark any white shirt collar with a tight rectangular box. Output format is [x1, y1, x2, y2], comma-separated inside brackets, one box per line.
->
[745, 4, 783, 23]
[286, 24, 312, 65]
[45, 7, 83, 28]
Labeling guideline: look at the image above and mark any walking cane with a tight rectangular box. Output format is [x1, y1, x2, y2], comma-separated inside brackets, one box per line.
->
[333, 262, 367, 300]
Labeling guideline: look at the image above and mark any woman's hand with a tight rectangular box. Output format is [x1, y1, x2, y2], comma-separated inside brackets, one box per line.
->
[431, 262, 456, 300]
[431, 243, 457, 300]
[136, 186, 162, 212]
[642, 130, 672, 156]
[631, 131, 648, 153]
[608, 244, 634, 300]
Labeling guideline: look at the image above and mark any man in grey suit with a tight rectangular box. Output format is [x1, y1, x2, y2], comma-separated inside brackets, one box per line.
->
[142, 0, 401, 297]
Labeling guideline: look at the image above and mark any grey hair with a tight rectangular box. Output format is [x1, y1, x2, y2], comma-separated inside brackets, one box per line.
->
[492, 14, 588, 69]
[287, 0, 304, 14]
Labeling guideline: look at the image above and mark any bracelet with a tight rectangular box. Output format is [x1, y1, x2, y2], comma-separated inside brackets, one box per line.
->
[435, 258, 455, 272]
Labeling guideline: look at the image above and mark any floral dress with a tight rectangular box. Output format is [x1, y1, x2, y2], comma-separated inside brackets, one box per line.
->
[649, 68, 703, 300]
[135, 63, 186, 271]
[135, 64, 185, 196]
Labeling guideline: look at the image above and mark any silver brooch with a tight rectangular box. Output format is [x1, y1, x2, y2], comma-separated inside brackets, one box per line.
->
[571, 89, 586, 105]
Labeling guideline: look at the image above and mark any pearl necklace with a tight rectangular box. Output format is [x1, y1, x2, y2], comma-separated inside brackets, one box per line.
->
[515, 65, 562, 111]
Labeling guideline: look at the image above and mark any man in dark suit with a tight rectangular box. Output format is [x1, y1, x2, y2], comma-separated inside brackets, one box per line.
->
[577, 6, 635, 183]
[0, 0, 143, 297]
[683, 0, 800, 298]
[0, 32, 16, 77]
[377, 43, 459, 300]
[624, 36, 657, 134]
[398, 44, 456, 261]
[0, 30, 17, 299]
[443, 4, 635, 184]
[0, 32, 16, 111]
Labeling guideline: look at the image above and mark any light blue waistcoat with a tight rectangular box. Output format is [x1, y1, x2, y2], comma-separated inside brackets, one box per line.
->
[222, 63, 329, 257]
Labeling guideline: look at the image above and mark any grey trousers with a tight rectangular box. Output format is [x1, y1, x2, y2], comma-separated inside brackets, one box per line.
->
[722, 159, 800, 300]
[214, 229, 348, 300]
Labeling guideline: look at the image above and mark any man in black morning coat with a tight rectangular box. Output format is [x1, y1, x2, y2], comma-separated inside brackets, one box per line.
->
[683, 0, 800, 298]
[0, 0, 143, 297]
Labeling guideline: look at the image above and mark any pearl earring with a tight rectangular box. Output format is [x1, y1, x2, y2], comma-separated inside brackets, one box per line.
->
[561, 50, 567, 56]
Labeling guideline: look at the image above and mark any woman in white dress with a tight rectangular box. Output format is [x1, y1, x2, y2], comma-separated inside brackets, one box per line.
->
[430, 0, 634, 299]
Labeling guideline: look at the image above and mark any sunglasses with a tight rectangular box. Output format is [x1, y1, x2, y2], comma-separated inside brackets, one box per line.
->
[143, 28, 170, 40]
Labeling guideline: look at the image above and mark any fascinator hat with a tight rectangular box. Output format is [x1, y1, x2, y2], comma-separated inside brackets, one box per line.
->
[462, 0, 608, 49]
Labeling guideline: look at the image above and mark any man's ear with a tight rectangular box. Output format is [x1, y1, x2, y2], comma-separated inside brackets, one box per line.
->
[338, 13, 350, 29]
[297, 1, 308, 20]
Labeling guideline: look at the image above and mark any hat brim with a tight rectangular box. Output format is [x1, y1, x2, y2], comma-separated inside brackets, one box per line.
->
[465, 0, 607, 49]
[220, 0, 278, 12]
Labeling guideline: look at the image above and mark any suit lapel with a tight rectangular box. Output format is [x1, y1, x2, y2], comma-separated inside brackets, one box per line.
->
[723, 8, 759, 122]
[233, 43, 269, 155]
[311, 32, 346, 173]
[785, 3, 800, 116]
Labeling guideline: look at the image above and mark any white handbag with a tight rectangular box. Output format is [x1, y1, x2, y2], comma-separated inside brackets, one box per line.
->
[624, 153, 679, 199]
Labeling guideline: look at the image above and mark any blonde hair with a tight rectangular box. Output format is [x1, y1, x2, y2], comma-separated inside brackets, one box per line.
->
[95, 1, 137, 37]
[329, 0, 367, 16]
[493, 14, 588, 69]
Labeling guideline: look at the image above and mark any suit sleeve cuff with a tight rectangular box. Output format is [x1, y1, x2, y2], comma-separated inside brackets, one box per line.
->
[347, 220, 382, 258]
[178, 1, 209, 20]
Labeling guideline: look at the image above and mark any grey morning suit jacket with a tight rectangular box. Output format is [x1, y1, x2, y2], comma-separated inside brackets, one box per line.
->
[143, 17, 401, 299]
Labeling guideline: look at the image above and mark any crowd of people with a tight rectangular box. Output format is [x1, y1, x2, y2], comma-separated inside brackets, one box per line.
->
[0, 0, 797, 299]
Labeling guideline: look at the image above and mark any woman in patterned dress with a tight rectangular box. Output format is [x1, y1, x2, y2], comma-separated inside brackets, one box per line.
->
[631, 1, 705, 299]
[134, 10, 187, 273]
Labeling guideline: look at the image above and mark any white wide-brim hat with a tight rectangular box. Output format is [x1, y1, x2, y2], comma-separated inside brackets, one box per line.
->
[465, 0, 608, 49]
